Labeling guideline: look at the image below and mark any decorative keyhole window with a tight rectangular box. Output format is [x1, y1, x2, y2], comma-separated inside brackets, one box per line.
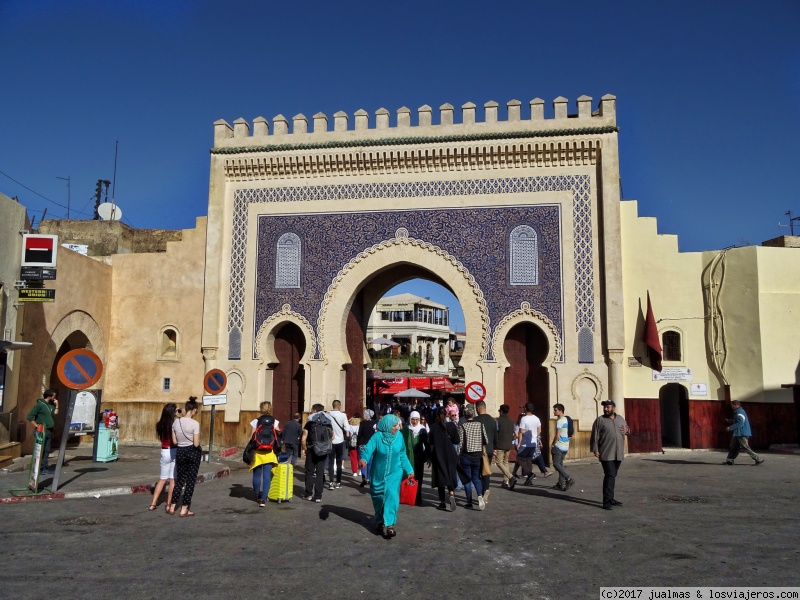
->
[276, 233, 301, 288]
[510, 225, 539, 286]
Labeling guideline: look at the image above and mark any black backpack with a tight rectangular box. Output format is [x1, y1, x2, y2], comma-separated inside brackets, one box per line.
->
[253, 414, 280, 452]
[307, 413, 333, 456]
[565, 415, 575, 438]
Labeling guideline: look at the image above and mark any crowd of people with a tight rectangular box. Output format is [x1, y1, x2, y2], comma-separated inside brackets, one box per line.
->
[148, 393, 764, 532]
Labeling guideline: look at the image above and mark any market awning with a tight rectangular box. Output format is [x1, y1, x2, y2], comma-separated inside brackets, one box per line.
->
[394, 388, 431, 399]
[374, 377, 408, 395]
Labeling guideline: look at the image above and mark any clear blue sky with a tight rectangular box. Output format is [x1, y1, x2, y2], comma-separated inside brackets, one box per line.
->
[2, 0, 798, 330]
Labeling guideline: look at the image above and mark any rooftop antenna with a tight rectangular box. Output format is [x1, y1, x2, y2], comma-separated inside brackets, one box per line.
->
[56, 175, 70, 219]
[112, 140, 118, 202]
[778, 210, 800, 236]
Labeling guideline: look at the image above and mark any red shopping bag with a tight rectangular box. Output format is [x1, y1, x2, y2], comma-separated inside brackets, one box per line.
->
[399, 476, 417, 506]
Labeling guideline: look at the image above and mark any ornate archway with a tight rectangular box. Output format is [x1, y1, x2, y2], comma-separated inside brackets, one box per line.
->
[317, 231, 490, 373]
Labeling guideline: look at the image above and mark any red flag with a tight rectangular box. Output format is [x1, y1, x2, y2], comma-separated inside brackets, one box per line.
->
[644, 292, 662, 372]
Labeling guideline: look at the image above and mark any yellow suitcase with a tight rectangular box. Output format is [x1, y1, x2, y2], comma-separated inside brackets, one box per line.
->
[268, 462, 293, 503]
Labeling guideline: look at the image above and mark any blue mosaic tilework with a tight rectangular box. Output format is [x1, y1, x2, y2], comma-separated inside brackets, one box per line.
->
[254, 206, 562, 360]
[226, 175, 594, 361]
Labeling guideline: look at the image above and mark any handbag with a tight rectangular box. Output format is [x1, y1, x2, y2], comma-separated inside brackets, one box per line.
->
[399, 475, 418, 506]
[481, 446, 492, 477]
[242, 438, 257, 464]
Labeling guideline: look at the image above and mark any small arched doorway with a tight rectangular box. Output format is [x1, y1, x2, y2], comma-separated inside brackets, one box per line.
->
[271, 322, 306, 425]
[660, 383, 689, 449]
[503, 322, 550, 459]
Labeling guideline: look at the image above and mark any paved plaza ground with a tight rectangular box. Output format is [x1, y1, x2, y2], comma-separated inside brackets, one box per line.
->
[1, 449, 798, 599]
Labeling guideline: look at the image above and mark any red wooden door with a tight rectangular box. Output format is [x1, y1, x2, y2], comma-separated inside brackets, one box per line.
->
[503, 323, 550, 460]
[272, 323, 306, 426]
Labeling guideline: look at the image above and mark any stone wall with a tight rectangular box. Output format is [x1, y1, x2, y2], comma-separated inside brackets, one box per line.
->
[39, 219, 182, 256]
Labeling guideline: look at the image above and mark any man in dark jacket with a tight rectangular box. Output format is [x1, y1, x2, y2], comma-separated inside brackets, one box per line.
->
[494, 404, 516, 488]
[281, 413, 303, 466]
[475, 400, 497, 502]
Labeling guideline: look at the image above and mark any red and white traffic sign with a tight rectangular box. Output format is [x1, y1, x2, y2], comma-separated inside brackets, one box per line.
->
[464, 381, 486, 404]
[203, 369, 227, 395]
[57, 349, 103, 390]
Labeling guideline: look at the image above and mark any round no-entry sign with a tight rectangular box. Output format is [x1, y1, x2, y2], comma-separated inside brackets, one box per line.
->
[204, 369, 227, 395]
[57, 349, 103, 390]
[465, 381, 486, 404]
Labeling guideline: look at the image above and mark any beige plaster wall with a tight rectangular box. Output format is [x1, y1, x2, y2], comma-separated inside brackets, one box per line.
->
[706, 247, 764, 401]
[622, 202, 800, 407]
[0, 194, 28, 442]
[620, 201, 717, 401]
[754, 247, 800, 401]
[104, 218, 207, 407]
[16, 246, 113, 453]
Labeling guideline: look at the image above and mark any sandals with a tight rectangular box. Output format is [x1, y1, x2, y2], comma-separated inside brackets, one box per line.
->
[148, 504, 158, 511]
[167, 505, 177, 515]
[178, 510, 195, 517]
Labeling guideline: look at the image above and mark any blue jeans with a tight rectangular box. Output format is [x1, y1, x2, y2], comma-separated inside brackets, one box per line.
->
[454, 444, 464, 489]
[459, 454, 483, 503]
[283, 443, 299, 466]
[252, 463, 274, 501]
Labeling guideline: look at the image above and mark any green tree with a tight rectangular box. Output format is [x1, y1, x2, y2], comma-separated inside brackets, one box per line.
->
[408, 351, 419, 373]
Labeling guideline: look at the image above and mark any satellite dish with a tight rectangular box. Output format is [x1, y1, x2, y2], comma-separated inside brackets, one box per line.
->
[97, 202, 123, 221]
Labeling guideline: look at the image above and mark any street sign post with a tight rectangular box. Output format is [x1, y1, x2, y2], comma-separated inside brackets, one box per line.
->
[52, 350, 104, 490]
[465, 380, 487, 404]
[203, 369, 227, 395]
[203, 370, 228, 462]
[56, 349, 103, 390]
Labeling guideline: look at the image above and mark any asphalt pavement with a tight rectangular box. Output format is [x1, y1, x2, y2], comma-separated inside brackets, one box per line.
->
[1, 448, 798, 599]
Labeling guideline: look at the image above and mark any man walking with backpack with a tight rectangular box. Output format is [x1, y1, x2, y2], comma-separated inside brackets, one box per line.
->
[327, 400, 349, 489]
[550, 403, 575, 492]
[301, 404, 333, 502]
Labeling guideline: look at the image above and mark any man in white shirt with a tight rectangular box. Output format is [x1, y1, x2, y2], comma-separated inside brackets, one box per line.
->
[508, 403, 551, 489]
[327, 399, 349, 489]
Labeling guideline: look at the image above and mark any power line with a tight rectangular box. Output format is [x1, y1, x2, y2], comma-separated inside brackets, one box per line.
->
[0, 168, 94, 218]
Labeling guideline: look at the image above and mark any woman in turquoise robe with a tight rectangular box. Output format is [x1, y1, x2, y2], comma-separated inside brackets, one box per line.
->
[359, 414, 414, 537]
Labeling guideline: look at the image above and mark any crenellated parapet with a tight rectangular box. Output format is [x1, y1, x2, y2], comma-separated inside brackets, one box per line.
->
[212, 95, 617, 150]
